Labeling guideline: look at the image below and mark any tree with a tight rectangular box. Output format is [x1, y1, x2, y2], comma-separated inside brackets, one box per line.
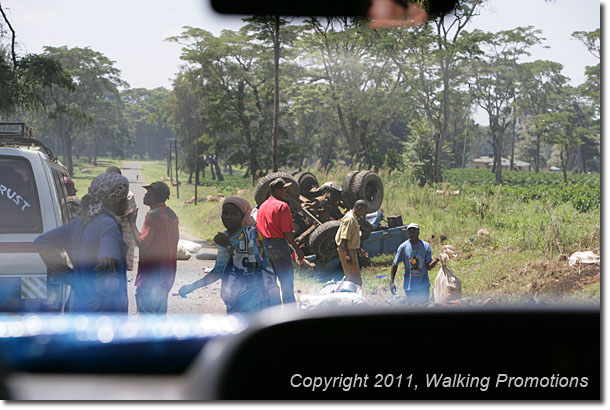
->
[572, 28, 600, 173]
[538, 87, 590, 183]
[242, 16, 297, 172]
[405, 118, 435, 186]
[0, 4, 73, 118]
[429, 0, 483, 182]
[517, 60, 567, 172]
[121, 87, 176, 160]
[165, 70, 216, 183]
[168, 26, 275, 185]
[299, 17, 410, 168]
[467, 27, 543, 184]
[39, 46, 126, 176]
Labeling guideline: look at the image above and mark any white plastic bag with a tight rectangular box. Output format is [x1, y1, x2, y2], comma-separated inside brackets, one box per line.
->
[433, 265, 462, 303]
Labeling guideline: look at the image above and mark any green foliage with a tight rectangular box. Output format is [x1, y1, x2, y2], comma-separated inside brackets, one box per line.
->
[0, 52, 74, 116]
[121, 87, 176, 160]
[404, 119, 435, 186]
[442, 168, 600, 213]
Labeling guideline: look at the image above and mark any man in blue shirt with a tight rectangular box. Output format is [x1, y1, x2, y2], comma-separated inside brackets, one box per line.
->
[34, 172, 130, 312]
[390, 223, 439, 305]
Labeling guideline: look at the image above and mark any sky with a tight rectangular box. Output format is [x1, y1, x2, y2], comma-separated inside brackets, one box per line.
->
[0, 0, 600, 91]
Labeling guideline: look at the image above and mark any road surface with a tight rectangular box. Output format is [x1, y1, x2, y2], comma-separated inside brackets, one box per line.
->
[121, 162, 225, 315]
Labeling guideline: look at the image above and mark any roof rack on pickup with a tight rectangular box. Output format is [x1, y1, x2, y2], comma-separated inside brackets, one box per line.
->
[0, 122, 34, 138]
[0, 122, 57, 161]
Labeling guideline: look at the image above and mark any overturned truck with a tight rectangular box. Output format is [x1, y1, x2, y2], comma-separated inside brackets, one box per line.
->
[254, 170, 409, 274]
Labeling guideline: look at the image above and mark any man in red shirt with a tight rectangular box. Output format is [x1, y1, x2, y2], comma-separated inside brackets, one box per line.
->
[257, 178, 305, 307]
[128, 181, 179, 314]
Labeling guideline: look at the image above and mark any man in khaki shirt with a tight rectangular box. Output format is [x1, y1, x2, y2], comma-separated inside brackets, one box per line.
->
[335, 200, 369, 286]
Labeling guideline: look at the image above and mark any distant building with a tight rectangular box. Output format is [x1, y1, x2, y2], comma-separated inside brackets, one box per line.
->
[468, 155, 531, 171]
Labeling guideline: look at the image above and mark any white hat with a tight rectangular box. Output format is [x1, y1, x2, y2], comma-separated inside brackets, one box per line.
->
[406, 223, 419, 230]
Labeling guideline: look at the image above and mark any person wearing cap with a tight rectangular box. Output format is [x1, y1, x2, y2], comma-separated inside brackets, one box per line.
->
[105, 166, 138, 272]
[335, 199, 369, 286]
[390, 223, 440, 305]
[128, 181, 180, 314]
[256, 178, 305, 307]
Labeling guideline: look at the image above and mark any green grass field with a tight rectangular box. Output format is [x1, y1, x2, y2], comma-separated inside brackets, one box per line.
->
[139, 162, 600, 305]
[69, 157, 124, 196]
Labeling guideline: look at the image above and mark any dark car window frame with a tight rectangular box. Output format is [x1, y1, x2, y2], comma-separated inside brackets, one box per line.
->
[50, 166, 72, 224]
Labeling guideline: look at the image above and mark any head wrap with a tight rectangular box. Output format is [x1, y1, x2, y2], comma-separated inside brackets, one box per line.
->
[223, 196, 256, 226]
[79, 172, 129, 224]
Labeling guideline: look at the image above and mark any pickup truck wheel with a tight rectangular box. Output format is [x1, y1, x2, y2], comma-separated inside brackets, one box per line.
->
[309, 220, 341, 262]
[341, 170, 360, 209]
[350, 171, 384, 212]
[254, 172, 300, 206]
[293, 171, 319, 199]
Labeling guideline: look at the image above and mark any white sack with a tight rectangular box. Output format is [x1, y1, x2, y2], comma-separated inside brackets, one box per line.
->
[177, 241, 192, 260]
[179, 239, 202, 254]
[433, 264, 462, 304]
[299, 293, 368, 311]
[568, 251, 600, 267]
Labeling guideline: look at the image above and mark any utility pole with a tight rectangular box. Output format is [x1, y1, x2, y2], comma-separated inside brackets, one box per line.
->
[167, 141, 170, 177]
[168, 140, 173, 184]
[194, 140, 199, 205]
[174, 138, 179, 199]
[271, 14, 280, 172]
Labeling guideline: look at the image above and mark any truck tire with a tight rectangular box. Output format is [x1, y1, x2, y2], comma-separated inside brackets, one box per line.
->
[293, 171, 319, 199]
[254, 172, 300, 206]
[350, 171, 384, 212]
[309, 220, 341, 262]
[359, 218, 374, 241]
[341, 170, 360, 209]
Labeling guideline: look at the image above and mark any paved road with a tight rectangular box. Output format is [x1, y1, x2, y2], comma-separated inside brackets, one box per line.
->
[121, 162, 224, 315]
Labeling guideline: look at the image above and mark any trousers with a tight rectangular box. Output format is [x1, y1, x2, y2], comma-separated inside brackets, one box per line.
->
[263, 238, 296, 305]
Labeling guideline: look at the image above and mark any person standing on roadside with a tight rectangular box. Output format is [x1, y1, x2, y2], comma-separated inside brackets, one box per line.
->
[106, 166, 138, 272]
[335, 200, 369, 287]
[256, 178, 304, 308]
[390, 223, 440, 305]
[34, 172, 130, 312]
[129, 181, 179, 314]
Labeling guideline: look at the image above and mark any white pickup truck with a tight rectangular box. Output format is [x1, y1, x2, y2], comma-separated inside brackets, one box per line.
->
[0, 122, 72, 311]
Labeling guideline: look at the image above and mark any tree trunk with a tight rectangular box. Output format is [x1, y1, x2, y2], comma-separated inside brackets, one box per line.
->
[560, 149, 568, 184]
[535, 132, 541, 173]
[335, 104, 355, 162]
[210, 162, 216, 180]
[510, 118, 516, 171]
[271, 15, 280, 172]
[228, 164, 233, 176]
[579, 143, 587, 173]
[494, 138, 503, 184]
[62, 135, 74, 177]
[434, 62, 451, 183]
[213, 157, 224, 181]
[188, 171, 193, 185]
[92, 135, 99, 166]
